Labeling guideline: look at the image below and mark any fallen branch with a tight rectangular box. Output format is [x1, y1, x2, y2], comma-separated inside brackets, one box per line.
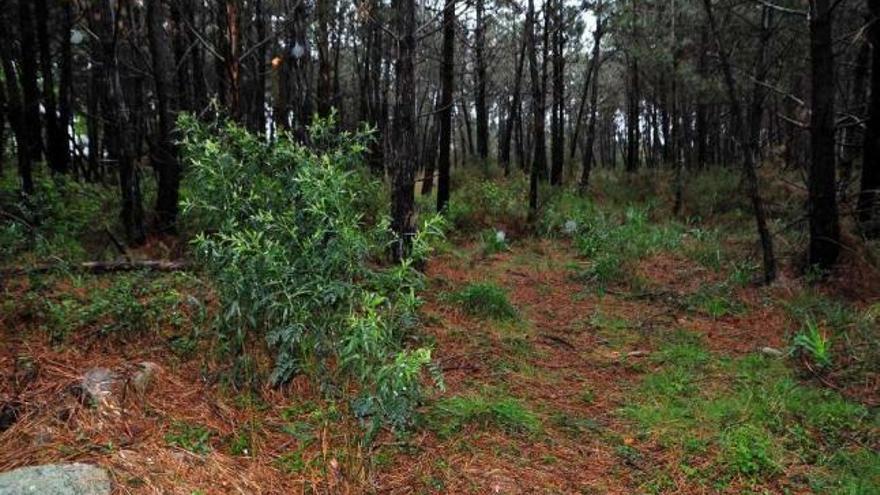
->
[1, 260, 190, 278]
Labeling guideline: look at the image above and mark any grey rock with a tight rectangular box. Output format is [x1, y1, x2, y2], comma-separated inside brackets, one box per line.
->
[131, 361, 162, 395]
[0, 463, 111, 495]
[761, 346, 785, 357]
[77, 368, 116, 406]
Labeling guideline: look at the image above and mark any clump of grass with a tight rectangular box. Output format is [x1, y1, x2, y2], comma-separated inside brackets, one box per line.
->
[427, 394, 541, 437]
[685, 283, 744, 319]
[165, 421, 214, 454]
[480, 229, 510, 256]
[446, 282, 517, 320]
[793, 318, 832, 368]
[719, 424, 781, 478]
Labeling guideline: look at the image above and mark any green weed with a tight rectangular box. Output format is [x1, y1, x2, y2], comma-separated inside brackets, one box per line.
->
[428, 394, 541, 437]
[165, 422, 213, 454]
[447, 282, 517, 320]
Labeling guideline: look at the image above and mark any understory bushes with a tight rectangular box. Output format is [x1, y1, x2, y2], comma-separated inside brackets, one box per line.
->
[180, 115, 444, 434]
[543, 191, 682, 286]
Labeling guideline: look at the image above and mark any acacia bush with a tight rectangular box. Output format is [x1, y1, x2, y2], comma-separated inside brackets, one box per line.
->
[180, 115, 444, 433]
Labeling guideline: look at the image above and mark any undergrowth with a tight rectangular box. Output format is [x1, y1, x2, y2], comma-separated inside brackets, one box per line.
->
[446, 282, 518, 320]
[180, 114, 445, 435]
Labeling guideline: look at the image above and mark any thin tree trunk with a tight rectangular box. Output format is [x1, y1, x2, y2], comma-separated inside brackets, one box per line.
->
[17, 0, 43, 162]
[475, 0, 489, 161]
[0, 18, 33, 195]
[527, 0, 545, 220]
[702, 0, 776, 283]
[98, 0, 145, 245]
[550, 0, 565, 185]
[35, 0, 68, 174]
[579, 7, 604, 191]
[437, 0, 455, 212]
[499, 29, 527, 175]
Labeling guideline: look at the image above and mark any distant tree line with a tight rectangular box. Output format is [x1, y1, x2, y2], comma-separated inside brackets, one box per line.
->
[0, 0, 878, 275]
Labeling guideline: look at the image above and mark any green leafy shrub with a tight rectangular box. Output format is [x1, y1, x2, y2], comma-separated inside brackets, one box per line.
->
[179, 114, 444, 434]
[446, 282, 517, 320]
[165, 421, 214, 454]
[719, 424, 781, 478]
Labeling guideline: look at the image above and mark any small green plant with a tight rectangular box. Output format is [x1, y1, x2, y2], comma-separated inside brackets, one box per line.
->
[719, 425, 780, 478]
[165, 422, 213, 454]
[793, 318, 832, 368]
[428, 394, 541, 437]
[447, 282, 517, 320]
[480, 229, 509, 255]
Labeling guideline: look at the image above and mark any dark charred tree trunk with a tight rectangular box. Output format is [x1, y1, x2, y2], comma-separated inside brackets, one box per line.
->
[550, 0, 564, 185]
[251, 0, 268, 133]
[702, 0, 776, 283]
[437, 0, 455, 212]
[17, 0, 43, 163]
[316, 0, 334, 116]
[147, 0, 182, 233]
[860, 0, 880, 237]
[625, 56, 640, 173]
[97, 0, 145, 245]
[390, 0, 417, 260]
[35, 0, 68, 174]
[807, 0, 840, 269]
[0, 9, 33, 195]
[59, 1, 74, 175]
[527, 0, 545, 220]
[475, 0, 489, 161]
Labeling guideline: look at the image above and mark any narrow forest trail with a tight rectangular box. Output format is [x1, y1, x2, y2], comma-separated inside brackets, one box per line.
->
[374, 236, 877, 494]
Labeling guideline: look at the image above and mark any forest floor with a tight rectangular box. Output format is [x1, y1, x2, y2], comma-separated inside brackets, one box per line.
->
[1, 172, 879, 494]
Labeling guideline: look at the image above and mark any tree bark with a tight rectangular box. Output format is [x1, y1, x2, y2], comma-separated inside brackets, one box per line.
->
[390, 0, 417, 260]
[35, 0, 68, 174]
[97, 0, 145, 245]
[807, 0, 840, 268]
[499, 30, 527, 176]
[527, 0, 545, 220]
[860, 0, 880, 237]
[0, 8, 33, 195]
[147, 0, 182, 234]
[16, 0, 43, 163]
[550, 0, 564, 185]
[579, 7, 604, 191]
[437, 0, 455, 212]
[475, 0, 489, 161]
[702, 0, 776, 283]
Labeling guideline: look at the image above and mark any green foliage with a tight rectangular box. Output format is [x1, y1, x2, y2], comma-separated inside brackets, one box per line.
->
[446, 282, 517, 320]
[165, 422, 213, 454]
[546, 198, 681, 287]
[480, 229, 510, 256]
[41, 272, 204, 341]
[793, 318, 832, 368]
[428, 394, 541, 437]
[0, 173, 114, 264]
[624, 337, 877, 487]
[444, 171, 528, 233]
[179, 114, 444, 434]
[719, 424, 780, 478]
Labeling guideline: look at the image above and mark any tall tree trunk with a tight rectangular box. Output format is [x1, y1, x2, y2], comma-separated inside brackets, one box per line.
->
[550, 0, 564, 185]
[839, 39, 868, 194]
[579, 10, 604, 192]
[625, 56, 640, 172]
[252, 0, 268, 133]
[316, 0, 334, 116]
[702, 0, 776, 283]
[35, 0, 68, 174]
[860, 0, 880, 237]
[437, 0, 455, 212]
[59, 0, 74, 175]
[0, 10, 33, 195]
[98, 0, 145, 245]
[17, 0, 43, 162]
[390, 0, 417, 260]
[527, 0, 545, 220]
[147, 0, 182, 234]
[475, 0, 489, 161]
[499, 29, 526, 175]
[808, 0, 840, 268]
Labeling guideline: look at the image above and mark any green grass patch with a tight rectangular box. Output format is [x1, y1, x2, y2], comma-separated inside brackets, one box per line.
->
[165, 421, 214, 454]
[446, 282, 517, 320]
[622, 335, 878, 487]
[427, 394, 541, 437]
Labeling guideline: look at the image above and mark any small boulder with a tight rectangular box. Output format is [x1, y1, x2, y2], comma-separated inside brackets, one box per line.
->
[0, 463, 111, 495]
[74, 368, 116, 407]
[130, 362, 162, 395]
[761, 346, 785, 358]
